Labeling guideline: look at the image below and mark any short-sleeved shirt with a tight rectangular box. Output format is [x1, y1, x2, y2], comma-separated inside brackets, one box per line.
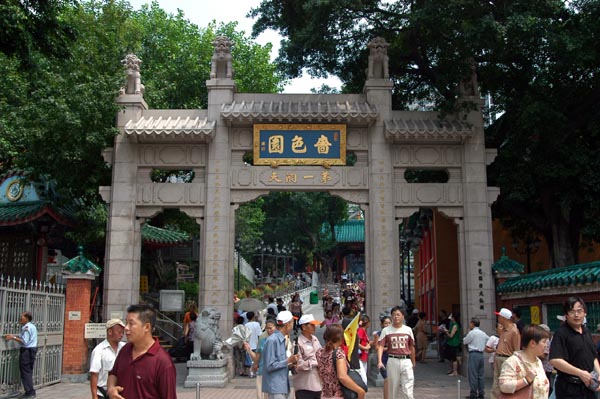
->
[378, 324, 414, 356]
[358, 327, 370, 362]
[549, 322, 596, 377]
[316, 348, 345, 398]
[486, 335, 500, 364]
[89, 339, 126, 394]
[463, 327, 489, 352]
[109, 339, 177, 399]
[19, 322, 37, 348]
[496, 323, 520, 356]
[246, 321, 262, 350]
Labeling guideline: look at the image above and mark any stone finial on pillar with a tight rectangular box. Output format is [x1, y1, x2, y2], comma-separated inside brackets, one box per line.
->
[120, 53, 145, 95]
[458, 57, 479, 98]
[61, 246, 101, 381]
[366, 37, 390, 80]
[210, 36, 234, 79]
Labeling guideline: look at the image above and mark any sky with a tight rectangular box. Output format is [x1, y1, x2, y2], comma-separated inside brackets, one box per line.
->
[127, 0, 342, 93]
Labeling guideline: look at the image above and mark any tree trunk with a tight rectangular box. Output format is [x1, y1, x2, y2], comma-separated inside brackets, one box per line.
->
[541, 189, 580, 268]
[153, 250, 165, 285]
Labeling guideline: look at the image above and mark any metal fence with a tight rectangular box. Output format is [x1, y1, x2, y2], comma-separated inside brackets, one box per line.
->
[0, 275, 65, 397]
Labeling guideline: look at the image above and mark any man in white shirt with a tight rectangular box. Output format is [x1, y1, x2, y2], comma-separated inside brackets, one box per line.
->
[89, 319, 125, 398]
[463, 317, 490, 399]
[267, 297, 279, 316]
[246, 311, 263, 378]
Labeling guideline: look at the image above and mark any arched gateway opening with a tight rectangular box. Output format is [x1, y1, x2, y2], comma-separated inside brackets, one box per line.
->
[100, 38, 498, 358]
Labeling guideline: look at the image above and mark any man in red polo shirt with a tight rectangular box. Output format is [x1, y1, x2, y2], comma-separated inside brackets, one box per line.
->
[107, 304, 176, 399]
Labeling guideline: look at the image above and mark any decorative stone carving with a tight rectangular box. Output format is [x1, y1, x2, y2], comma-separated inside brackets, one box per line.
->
[210, 36, 233, 79]
[367, 37, 390, 79]
[191, 307, 224, 360]
[136, 183, 204, 206]
[396, 183, 463, 206]
[138, 145, 207, 167]
[120, 54, 145, 95]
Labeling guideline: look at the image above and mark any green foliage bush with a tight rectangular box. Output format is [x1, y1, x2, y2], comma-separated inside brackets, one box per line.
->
[178, 282, 198, 302]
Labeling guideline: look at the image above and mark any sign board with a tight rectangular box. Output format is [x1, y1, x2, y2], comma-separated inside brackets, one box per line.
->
[159, 290, 185, 312]
[85, 323, 107, 339]
[530, 305, 540, 324]
[140, 275, 149, 293]
[254, 124, 346, 166]
[68, 311, 81, 321]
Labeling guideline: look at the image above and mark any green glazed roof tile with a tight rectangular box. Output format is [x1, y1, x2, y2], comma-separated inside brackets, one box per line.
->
[141, 224, 190, 246]
[492, 247, 525, 274]
[497, 260, 600, 294]
[335, 219, 365, 243]
[0, 201, 76, 226]
[63, 246, 101, 275]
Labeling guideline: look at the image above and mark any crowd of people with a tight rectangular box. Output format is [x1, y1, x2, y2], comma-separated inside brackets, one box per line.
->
[4, 288, 599, 399]
[234, 286, 600, 399]
[465, 296, 600, 399]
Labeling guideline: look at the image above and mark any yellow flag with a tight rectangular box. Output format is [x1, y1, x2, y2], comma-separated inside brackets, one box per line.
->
[344, 313, 360, 360]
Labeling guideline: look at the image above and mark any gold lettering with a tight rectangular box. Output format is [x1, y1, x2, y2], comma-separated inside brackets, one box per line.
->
[268, 135, 284, 154]
[314, 134, 332, 154]
[320, 171, 332, 184]
[285, 173, 297, 183]
[269, 172, 282, 183]
[291, 135, 307, 153]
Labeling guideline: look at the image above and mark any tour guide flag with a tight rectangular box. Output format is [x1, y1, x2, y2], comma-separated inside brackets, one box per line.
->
[344, 313, 360, 360]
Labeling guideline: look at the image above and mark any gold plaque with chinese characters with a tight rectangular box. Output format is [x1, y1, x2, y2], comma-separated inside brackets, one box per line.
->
[253, 124, 346, 167]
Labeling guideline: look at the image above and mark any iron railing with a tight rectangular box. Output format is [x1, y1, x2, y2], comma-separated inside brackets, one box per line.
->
[0, 275, 65, 397]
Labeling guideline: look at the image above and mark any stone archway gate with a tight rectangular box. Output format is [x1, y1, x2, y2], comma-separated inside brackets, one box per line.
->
[100, 37, 500, 334]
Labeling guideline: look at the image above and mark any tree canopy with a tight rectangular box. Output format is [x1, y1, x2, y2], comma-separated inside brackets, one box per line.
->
[0, 0, 285, 247]
[236, 192, 349, 274]
[250, 0, 600, 267]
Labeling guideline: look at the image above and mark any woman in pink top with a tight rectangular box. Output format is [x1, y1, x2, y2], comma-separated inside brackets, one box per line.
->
[320, 310, 340, 328]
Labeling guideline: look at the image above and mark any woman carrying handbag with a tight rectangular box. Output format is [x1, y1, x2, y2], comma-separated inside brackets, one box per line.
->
[316, 324, 366, 399]
[499, 325, 551, 399]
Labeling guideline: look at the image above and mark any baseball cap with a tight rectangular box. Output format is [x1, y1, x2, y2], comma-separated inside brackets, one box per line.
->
[276, 310, 294, 325]
[298, 314, 322, 326]
[495, 308, 512, 320]
[106, 319, 125, 329]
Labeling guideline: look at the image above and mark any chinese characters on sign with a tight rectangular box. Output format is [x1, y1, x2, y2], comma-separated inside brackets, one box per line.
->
[254, 124, 346, 166]
[267, 171, 333, 185]
[478, 261, 485, 310]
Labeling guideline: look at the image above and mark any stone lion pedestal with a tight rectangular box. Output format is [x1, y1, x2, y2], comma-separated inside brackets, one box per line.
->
[184, 307, 229, 388]
[184, 358, 229, 388]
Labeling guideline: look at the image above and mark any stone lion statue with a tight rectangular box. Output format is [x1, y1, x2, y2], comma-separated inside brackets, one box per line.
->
[366, 37, 390, 79]
[120, 53, 145, 95]
[210, 36, 233, 79]
[191, 307, 224, 360]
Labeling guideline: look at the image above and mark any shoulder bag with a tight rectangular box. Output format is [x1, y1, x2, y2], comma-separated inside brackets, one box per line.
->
[498, 354, 533, 399]
[332, 348, 367, 399]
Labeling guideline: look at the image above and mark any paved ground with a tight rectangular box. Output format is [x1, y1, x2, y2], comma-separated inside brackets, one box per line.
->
[14, 299, 493, 399]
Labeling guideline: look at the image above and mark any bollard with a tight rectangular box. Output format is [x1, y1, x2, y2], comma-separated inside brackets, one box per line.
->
[457, 378, 461, 399]
[196, 382, 200, 399]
